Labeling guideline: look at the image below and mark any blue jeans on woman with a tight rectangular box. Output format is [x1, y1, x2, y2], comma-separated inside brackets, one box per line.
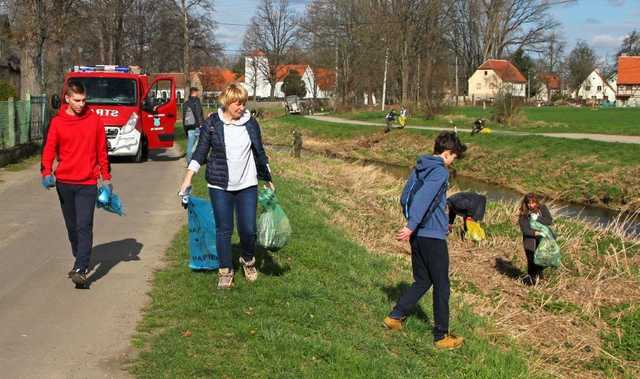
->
[208, 186, 258, 270]
[185, 128, 199, 164]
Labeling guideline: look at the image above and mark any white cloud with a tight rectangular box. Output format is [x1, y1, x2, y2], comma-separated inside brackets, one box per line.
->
[591, 34, 625, 50]
[607, 0, 625, 6]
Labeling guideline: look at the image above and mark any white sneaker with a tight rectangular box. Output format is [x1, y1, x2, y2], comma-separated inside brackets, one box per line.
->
[239, 257, 258, 282]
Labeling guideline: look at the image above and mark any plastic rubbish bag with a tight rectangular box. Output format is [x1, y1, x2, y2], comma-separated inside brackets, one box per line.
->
[398, 115, 407, 127]
[530, 219, 561, 267]
[187, 196, 219, 270]
[257, 188, 291, 251]
[465, 219, 486, 241]
[96, 185, 125, 216]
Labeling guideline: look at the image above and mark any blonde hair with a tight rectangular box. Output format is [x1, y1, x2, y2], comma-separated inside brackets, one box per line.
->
[218, 83, 248, 108]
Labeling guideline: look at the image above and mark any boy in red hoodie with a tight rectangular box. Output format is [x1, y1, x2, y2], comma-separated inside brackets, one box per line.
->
[41, 80, 112, 287]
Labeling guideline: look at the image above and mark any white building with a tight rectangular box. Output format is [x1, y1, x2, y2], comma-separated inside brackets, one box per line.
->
[244, 53, 334, 99]
[468, 59, 527, 101]
[573, 69, 616, 103]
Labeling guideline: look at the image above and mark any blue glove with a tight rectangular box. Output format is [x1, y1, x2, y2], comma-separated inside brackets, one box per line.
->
[41, 175, 55, 189]
[97, 184, 113, 206]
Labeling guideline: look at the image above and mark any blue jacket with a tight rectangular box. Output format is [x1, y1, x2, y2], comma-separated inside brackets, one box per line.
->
[191, 111, 272, 189]
[400, 155, 449, 240]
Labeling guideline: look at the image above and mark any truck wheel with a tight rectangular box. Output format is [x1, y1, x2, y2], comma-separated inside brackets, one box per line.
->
[134, 138, 147, 163]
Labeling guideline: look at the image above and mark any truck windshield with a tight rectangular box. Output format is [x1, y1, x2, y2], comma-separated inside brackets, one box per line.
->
[72, 77, 137, 105]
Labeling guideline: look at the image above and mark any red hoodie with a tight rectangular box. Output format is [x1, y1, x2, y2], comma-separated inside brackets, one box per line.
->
[41, 105, 111, 185]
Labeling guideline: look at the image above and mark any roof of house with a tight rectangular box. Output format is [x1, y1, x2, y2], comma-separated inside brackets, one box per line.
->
[199, 67, 238, 91]
[275, 64, 307, 82]
[150, 72, 201, 89]
[617, 56, 640, 85]
[540, 73, 560, 90]
[477, 59, 527, 83]
[313, 67, 335, 90]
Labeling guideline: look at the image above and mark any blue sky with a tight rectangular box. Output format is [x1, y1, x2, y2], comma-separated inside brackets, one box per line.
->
[215, 0, 639, 61]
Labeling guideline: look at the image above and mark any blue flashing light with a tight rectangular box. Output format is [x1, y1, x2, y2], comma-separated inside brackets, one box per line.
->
[73, 65, 131, 73]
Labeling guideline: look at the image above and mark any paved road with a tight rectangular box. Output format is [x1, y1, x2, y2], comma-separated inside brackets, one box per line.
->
[0, 148, 185, 378]
[306, 115, 640, 144]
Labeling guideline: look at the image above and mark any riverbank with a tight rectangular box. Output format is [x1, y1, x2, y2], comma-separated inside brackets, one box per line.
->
[261, 115, 640, 211]
[131, 148, 639, 377]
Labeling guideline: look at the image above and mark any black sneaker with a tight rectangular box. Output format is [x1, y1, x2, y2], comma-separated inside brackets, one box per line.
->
[70, 268, 88, 286]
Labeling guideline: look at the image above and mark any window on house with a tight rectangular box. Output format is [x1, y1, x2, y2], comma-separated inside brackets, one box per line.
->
[585, 85, 591, 91]
[597, 86, 602, 91]
[484, 71, 488, 76]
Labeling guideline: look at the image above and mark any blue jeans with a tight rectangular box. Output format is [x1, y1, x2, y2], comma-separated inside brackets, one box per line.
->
[55, 182, 98, 272]
[185, 128, 199, 163]
[208, 186, 258, 270]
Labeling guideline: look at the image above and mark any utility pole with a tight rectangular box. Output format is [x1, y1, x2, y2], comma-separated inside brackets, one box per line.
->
[381, 46, 389, 112]
[455, 55, 459, 106]
[334, 35, 339, 111]
[527, 70, 531, 100]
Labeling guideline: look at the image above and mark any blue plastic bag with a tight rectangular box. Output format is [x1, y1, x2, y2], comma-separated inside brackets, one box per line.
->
[96, 185, 125, 216]
[187, 196, 219, 270]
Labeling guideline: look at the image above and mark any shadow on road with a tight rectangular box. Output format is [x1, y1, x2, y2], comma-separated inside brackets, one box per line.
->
[84, 238, 143, 287]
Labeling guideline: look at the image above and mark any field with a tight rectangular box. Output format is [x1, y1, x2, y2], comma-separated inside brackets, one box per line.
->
[336, 106, 640, 135]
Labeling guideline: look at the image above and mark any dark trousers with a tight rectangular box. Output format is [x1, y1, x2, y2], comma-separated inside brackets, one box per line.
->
[525, 245, 544, 280]
[209, 186, 257, 270]
[391, 236, 450, 340]
[56, 182, 97, 272]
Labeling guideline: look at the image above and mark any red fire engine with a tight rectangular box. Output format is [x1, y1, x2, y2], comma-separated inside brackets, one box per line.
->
[51, 65, 177, 162]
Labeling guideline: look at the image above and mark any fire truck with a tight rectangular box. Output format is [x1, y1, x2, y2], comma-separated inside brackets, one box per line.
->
[51, 65, 177, 162]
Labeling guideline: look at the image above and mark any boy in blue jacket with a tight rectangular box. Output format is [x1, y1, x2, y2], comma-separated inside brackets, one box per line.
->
[384, 131, 467, 350]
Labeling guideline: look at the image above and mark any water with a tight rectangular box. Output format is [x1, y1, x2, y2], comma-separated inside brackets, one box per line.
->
[358, 159, 640, 236]
[268, 144, 639, 236]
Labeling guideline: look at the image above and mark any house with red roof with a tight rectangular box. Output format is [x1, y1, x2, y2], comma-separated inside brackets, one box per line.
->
[616, 55, 640, 107]
[468, 59, 526, 100]
[535, 73, 561, 102]
[243, 53, 334, 99]
[198, 67, 239, 96]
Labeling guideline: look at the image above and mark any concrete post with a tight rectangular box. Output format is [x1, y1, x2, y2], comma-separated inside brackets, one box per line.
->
[6, 97, 15, 148]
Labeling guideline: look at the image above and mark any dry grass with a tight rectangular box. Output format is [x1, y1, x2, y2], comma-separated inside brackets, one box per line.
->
[270, 148, 640, 378]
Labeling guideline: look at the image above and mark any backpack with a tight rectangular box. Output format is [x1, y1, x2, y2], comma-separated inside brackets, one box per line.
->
[184, 104, 196, 126]
[400, 167, 447, 224]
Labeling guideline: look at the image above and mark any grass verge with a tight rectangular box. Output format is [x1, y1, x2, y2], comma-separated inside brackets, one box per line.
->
[130, 154, 536, 378]
[335, 107, 640, 136]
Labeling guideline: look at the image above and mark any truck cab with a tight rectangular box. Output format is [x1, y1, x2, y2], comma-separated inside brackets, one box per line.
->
[53, 65, 177, 162]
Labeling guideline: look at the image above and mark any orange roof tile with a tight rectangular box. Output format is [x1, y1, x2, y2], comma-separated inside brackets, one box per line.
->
[275, 64, 307, 82]
[478, 59, 527, 83]
[199, 67, 238, 91]
[312, 68, 335, 90]
[540, 73, 561, 90]
[618, 56, 640, 85]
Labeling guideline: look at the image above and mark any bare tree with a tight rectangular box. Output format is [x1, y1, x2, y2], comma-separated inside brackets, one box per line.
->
[244, 0, 299, 100]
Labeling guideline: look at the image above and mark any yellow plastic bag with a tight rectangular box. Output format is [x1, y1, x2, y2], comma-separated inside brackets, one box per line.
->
[466, 219, 486, 241]
[398, 115, 407, 127]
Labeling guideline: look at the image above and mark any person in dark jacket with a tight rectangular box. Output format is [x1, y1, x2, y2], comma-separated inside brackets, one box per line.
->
[518, 192, 553, 285]
[179, 83, 273, 289]
[182, 87, 205, 164]
[384, 131, 467, 351]
[447, 191, 487, 235]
